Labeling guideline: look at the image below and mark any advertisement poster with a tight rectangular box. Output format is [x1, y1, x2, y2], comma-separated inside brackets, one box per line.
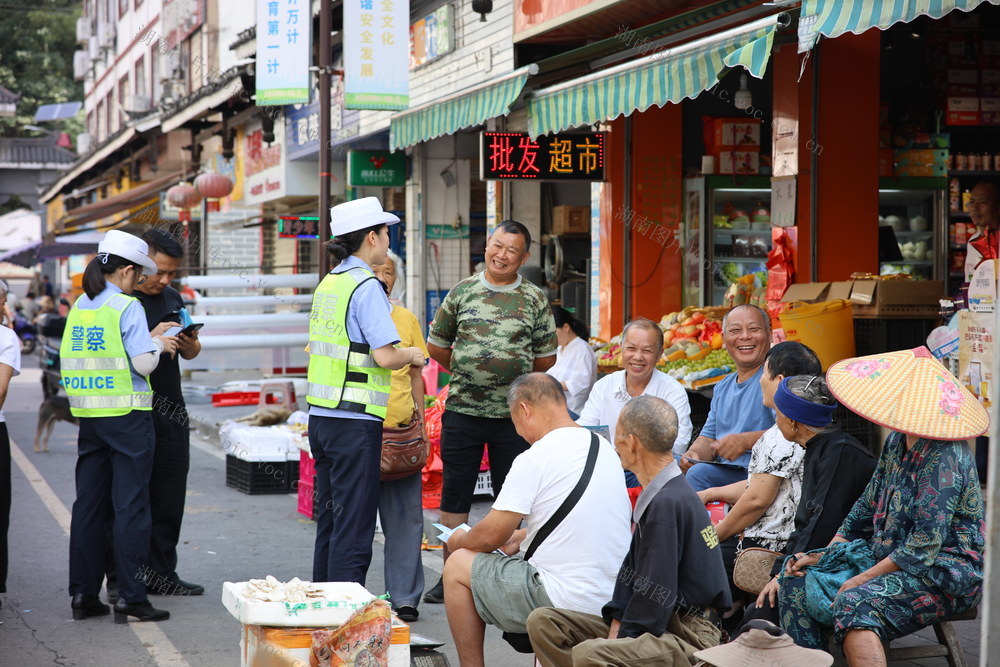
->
[256, 0, 312, 105]
[958, 309, 994, 409]
[344, 0, 409, 109]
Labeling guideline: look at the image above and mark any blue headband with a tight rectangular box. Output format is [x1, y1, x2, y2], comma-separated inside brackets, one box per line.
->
[774, 377, 837, 428]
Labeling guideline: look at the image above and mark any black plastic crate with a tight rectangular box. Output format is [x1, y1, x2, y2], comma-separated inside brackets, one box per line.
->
[226, 455, 298, 495]
[833, 404, 878, 453]
[853, 318, 939, 357]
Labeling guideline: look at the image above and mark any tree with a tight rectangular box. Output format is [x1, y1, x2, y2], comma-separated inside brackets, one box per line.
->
[0, 0, 83, 136]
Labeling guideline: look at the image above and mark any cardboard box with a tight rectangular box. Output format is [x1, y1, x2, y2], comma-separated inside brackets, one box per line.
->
[983, 69, 1000, 85]
[711, 118, 761, 150]
[895, 163, 948, 178]
[948, 96, 980, 112]
[552, 205, 589, 235]
[781, 281, 854, 305]
[894, 149, 949, 166]
[713, 150, 760, 175]
[850, 280, 944, 318]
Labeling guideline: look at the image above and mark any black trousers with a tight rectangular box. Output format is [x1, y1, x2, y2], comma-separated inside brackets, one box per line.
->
[148, 407, 190, 579]
[69, 411, 154, 604]
[309, 414, 383, 585]
[0, 423, 10, 593]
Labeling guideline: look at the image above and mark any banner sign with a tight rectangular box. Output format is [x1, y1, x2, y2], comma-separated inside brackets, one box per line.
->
[344, 0, 409, 110]
[256, 0, 312, 105]
[479, 132, 606, 181]
[348, 150, 406, 187]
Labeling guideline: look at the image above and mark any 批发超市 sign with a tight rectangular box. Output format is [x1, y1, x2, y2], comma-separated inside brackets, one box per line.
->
[480, 132, 606, 181]
[347, 150, 406, 187]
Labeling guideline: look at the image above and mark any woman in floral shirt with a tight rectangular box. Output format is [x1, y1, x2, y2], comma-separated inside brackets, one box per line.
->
[774, 347, 988, 666]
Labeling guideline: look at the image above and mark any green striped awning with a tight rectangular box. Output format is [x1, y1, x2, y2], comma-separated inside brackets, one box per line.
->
[390, 65, 537, 151]
[527, 14, 782, 138]
[798, 0, 999, 52]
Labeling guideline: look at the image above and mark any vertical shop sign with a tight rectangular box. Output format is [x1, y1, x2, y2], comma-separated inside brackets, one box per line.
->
[256, 0, 311, 105]
[770, 177, 796, 227]
[958, 310, 994, 409]
[344, 0, 409, 110]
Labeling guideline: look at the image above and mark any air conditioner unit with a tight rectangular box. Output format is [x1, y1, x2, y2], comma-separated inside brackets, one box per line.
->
[97, 20, 116, 48]
[88, 35, 99, 60]
[76, 132, 92, 155]
[76, 17, 92, 45]
[123, 95, 152, 114]
[73, 51, 89, 81]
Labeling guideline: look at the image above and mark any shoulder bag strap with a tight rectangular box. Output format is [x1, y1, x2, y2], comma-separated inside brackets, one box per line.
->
[523, 432, 599, 563]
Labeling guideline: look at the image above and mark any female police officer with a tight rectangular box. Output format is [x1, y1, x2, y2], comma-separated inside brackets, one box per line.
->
[308, 197, 424, 585]
[63, 230, 177, 623]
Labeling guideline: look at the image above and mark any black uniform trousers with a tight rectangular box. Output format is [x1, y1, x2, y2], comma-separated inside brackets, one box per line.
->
[309, 414, 382, 585]
[148, 407, 190, 580]
[0, 424, 10, 594]
[69, 411, 154, 604]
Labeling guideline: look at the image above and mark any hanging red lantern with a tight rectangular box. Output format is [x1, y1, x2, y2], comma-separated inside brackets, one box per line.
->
[166, 183, 200, 209]
[194, 172, 234, 199]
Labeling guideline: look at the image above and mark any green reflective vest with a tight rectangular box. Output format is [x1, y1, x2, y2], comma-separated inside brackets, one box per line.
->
[60, 292, 153, 418]
[306, 266, 391, 419]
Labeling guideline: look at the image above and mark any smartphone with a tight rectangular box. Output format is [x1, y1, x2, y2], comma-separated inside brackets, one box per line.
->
[165, 323, 204, 337]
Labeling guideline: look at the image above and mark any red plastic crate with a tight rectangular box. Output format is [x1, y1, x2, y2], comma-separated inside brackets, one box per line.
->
[299, 449, 315, 479]
[211, 391, 260, 407]
[297, 479, 314, 519]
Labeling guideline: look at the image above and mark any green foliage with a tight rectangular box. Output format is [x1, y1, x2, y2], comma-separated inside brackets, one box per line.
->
[0, 0, 83, 135]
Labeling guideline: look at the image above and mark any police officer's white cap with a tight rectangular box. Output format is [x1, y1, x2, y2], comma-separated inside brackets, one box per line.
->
[98, 230, 158, 274]
[329, 197, 400, 238]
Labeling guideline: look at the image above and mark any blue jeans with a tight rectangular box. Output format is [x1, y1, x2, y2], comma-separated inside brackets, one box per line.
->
[685, 461, 747, 492]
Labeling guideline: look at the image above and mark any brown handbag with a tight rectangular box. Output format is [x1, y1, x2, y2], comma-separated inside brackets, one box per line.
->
[380, 409, 429, 481]
[732, 546, 784, 595]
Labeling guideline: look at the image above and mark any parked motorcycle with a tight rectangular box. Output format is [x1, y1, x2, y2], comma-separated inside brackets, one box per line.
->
[37, 311, 66, 397]
[13, 311, 37, 355]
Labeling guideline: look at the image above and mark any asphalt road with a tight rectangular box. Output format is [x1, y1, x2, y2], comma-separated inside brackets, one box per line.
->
[0, 366, 521, 666]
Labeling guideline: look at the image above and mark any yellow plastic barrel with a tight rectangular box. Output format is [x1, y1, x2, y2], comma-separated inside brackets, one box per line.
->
[779, 299, 856, 370]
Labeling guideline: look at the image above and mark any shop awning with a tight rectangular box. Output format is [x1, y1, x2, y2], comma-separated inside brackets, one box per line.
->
[389, 65, 539, 151]
[798, 0, 998, 52]
[59, 172, 182, 231]
[527, 14, 785, 138]
[0, 230, 104, 268]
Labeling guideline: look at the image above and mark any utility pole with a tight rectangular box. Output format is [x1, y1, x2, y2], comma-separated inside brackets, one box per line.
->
[318, 0, 332, 279]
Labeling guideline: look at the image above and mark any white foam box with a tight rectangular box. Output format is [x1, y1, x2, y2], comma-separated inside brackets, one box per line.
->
[224, 581, 410, 667]
[219, 422, 299, 461]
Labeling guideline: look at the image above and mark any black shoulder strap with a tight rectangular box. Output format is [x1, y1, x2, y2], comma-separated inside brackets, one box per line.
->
[524, 432, 599, 563]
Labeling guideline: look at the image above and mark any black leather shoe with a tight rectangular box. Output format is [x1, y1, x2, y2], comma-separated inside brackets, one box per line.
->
[423, 578, 444, 604]
[147, 576, 204, 596]
[71, 594, 110, 620]
[394, 605, 419, 622]
[113, 600, 170, 624]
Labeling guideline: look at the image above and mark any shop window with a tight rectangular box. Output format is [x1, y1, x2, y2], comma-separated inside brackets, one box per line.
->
[134, 56, 146, 100]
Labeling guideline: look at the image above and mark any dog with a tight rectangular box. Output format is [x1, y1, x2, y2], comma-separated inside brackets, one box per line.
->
[35, 395, 78, 452]
[234, 406, 292, 427]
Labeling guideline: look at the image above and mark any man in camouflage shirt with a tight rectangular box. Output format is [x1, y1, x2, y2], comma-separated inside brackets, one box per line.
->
[424, 219, 557, 603]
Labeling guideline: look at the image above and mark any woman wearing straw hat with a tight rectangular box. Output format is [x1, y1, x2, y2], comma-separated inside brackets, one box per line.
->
[307, 198, 425, 585]
[773, 347, 988, 665]
[63, 230, 179, 624]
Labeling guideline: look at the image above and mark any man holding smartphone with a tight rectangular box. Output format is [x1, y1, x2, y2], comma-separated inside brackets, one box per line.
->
[131, 229, 203, 596]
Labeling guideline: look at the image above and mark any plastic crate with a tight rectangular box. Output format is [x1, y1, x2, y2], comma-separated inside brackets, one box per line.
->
[853, 318, 938, 357]
[474, 470, 493, 497]
[212, 391, 261, 407]
[297, 479, 314, 519]
[226, 454, 295, 495]
[299, 449, 315, 479]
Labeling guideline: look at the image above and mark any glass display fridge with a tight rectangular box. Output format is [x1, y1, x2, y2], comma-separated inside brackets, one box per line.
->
[684, 175, 772, 307]
[877, 178, 947, 281]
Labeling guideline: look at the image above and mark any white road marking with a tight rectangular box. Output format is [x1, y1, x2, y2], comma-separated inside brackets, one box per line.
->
[9, 436, 191, 666]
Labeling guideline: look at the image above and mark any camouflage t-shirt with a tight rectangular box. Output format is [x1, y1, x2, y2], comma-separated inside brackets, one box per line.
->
[427, 272, 557, 419]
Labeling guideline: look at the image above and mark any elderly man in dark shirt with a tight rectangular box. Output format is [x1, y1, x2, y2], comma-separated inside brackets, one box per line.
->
[526, 396, 731, 666]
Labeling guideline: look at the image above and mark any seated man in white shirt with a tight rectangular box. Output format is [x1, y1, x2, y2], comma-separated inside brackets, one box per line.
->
[443, 373, 633, 667]
[578, 318, 693, 457]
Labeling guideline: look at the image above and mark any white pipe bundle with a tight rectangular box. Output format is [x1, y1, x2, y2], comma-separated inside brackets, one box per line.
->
[193, 295, 313, 310]
[197, 313, 309, 327]
[181, 273, 319, 289]
[197, 333, 308, 350]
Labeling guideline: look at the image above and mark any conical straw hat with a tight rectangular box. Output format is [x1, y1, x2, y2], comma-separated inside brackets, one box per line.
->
[826, 346, 989, 441]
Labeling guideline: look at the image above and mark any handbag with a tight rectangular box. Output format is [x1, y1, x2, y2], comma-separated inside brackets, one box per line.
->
[380, 409, 429, 481]
[732, 546, 784, 595]
[502, 432, 600, 654]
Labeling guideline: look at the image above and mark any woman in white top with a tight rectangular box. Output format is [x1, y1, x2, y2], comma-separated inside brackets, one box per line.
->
[0, 280, 20, 609]
[546, 306, 596, 416]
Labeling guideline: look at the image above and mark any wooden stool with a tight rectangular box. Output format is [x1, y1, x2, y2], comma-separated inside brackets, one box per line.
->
[886, 607, 977, 667]
[259, 381, 298, 412]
